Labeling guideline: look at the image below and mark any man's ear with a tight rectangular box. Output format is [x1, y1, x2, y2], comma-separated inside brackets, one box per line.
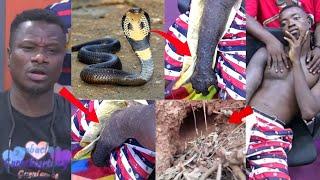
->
[306, 15, 314, 28]
[7, 47, 11, 56]
[7, 47, 12, 68]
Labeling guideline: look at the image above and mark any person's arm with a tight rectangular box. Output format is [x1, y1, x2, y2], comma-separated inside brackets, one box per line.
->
[247, 15, 289, 71]
[246, 48, 268, 104]
[307, 0, 320, 73]
[91, 104, 155, 166]
[293, 64, 320, 120]
[190, 0, 237, 95]
[285, 31, 320, 120]
[306, 23, 320, 73]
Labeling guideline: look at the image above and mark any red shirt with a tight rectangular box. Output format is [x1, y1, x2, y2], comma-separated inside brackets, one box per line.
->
[315, 0, 320, 23]
[246, 0, 316, 27]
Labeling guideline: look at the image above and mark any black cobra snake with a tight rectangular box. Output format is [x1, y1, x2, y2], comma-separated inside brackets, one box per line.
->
[72, 8, 153, 86]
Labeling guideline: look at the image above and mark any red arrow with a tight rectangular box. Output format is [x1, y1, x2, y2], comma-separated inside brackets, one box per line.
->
[151, 29, 191, 56]
[228, 106, 253, 124]
[59, 87, 99, 123]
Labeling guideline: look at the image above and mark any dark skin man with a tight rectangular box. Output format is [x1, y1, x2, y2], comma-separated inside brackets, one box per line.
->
[0, 9, 70, 179]
[247, 0, 320, 74]
[247, 6, 320, 124]
[8, 21, 66, 117]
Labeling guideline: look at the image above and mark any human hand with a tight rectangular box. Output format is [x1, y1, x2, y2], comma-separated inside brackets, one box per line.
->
[190, 67, 217, 96]
[265, 38, 290, 72]
[306, 47, 320, 74]
[284, 30, 309, 63]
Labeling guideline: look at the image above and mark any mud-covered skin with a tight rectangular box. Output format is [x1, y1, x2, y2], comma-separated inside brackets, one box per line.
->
[190, 0, 237, 95]
[91, 104, 156, 167]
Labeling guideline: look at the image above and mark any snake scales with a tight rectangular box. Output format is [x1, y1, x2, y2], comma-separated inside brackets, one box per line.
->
[72, 8, 153, 86]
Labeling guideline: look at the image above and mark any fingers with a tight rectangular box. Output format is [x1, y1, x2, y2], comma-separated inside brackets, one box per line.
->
[306, 51, 312, 64]
[267, 53, 272, 69]
[308, 55, 317, 70]
[277, 55, 284, 72]
[309, 55, 320, 74]
[284, 36, 294, 47]
[284, 31, 296, 43]
[282, 54, 290, 68]
[273, 55, 278, 73]
[309, 59, 320, 74]
[316, 65, 320, 74]
[314, 63, 320, 74]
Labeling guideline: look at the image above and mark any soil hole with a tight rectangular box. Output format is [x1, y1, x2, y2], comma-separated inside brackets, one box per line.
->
[179, 108, 217, 143]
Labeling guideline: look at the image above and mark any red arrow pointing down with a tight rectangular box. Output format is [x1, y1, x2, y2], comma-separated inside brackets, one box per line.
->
[151, 29, 191, 56]
[59, 87, 99, 123]
[228, 106, 253, 124]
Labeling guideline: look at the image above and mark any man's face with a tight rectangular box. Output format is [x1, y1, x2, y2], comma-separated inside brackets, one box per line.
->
[8, 21, 66, 95]
[280, 7, 311, 39]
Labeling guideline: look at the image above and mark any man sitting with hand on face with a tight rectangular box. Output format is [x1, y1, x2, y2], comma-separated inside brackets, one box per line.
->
[246, 5, 320, 179]
[0, 9, 71, 179]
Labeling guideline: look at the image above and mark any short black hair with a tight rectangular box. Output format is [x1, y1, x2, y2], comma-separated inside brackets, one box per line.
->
[279, 4, 313, 25]
[279, 4, 305, 17]
[9, 9, 65, 49]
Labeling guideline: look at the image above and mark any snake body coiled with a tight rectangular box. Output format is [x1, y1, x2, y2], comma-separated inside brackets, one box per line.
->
[72, 8, 153, 86]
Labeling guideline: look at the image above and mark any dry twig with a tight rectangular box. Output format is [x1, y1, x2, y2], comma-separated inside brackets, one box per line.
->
[191, 105, 199, 135]
[216, 162, 222, 180]
[230, 165, 246, 180]
[203, 101, 208, 131]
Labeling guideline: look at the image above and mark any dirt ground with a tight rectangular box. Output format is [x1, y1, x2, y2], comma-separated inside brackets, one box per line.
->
[71, 0, 164, 100]
[156, 100, 246, 180]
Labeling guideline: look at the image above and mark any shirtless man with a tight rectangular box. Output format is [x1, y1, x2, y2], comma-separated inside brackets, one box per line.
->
[246, 5, 320, 179]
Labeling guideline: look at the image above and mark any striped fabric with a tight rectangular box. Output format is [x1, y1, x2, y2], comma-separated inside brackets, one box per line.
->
[164, 7, 246, 100]
[110, 138, 155, 180]
[47, 0, 71, 34]
[71, 100, 100, 142]
[215, 8, 246, 100]
[71, 101, 155, 179]
[164, 13, 189, 82]
[246, 109, 293, 180]
[46, 0, 71, 86]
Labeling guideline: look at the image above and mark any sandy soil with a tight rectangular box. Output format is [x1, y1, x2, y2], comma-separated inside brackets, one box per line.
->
[71, 0, 164, 100]
[156, 100, 246, 179]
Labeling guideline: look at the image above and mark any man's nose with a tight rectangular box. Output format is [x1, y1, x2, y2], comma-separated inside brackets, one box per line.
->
[288, 20, 296, 27]
[31, 50, 48, 64]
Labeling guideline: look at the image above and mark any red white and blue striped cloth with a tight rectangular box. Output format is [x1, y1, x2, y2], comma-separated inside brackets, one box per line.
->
[71, 100, 99, 142]
[164, 13, 189, 82]
[164, 7, 246, 100]
[110, 138, 155, 180]
[46, 0, 71, 34]
[216, 9, 246, 100]
[246, 109, 293, 180]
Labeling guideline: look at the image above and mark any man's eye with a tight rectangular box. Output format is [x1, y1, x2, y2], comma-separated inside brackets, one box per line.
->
[293, 16, 300, 20]
[280, 22, 286, 27]
[47, 48, 59, 54]
[22, 46, 35, 51]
